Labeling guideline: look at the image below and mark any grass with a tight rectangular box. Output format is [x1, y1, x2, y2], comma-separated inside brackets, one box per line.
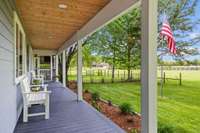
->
[83, 70, 200, 133]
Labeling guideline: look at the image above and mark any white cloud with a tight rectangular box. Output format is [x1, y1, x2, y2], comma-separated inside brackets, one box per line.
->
[189, 32, 200, 39]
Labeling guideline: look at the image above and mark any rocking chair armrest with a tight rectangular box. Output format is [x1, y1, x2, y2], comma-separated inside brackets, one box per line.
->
[34, 75, 44, 79]
[32, 77, 43, 81]
[23, 91, 51, 95]
[35, 90, 51, 94]
[30, 84, 47, 88]
[30, 85, 43, 88]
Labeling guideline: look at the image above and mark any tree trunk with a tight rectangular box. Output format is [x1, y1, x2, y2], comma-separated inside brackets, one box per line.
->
[65, 57, 71, 83]
[112, 65, 115, 83]
[127, 42, 131, 81]
[111, 46, 115, 83]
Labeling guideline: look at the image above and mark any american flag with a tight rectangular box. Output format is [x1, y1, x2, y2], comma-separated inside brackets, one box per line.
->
[160, 20, 176, 54]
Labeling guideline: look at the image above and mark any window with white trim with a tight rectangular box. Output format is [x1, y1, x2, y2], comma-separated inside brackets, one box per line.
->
[14, 12, 26, 78]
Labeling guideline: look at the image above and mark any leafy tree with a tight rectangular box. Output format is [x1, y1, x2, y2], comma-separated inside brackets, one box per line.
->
[88, 27, 122, 81]
[88, 8, 141, 81]
[115, 8, 141, 80]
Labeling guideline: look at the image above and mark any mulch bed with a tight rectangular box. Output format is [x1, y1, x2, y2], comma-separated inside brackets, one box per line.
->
[67, 81, 141, 133]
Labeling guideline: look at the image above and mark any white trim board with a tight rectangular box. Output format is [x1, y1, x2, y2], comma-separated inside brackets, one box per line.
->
[33, 49, 57, 56]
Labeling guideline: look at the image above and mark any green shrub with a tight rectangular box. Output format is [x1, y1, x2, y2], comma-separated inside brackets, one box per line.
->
[91, 92, 100, 101]
[84, 89, 89, 93]
[91, 100, 101, 111]
[108, 100, 112, 106]
[119, 103, 132, 114]
[158, 122, 175, 133]
[130, 129, 137, 133]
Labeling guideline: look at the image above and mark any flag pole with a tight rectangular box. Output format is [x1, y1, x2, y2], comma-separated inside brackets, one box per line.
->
[160, 38, 164, 97]
[160, 11, 166, 98]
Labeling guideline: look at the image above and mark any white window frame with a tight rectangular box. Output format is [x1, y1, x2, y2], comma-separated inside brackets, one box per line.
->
[14, 12, 27, 84]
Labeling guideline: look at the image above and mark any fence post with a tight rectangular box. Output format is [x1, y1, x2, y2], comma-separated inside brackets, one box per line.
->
[124, 70, 126, 80]
[118, 70, 120, 78]
[102, 77, 104, 83]
[179, 72, 182, 85]
[131, 70, 133, 80]
[90, 69, 92, 83]
[163, 72, 166, 84]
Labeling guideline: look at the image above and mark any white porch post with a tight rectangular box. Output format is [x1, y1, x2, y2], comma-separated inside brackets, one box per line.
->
[141, 0, 157, 133]
[62, 51, 66, 87]
[37, 56, 40, 75]
[55, 55, 59, 81]
[50, 56, 53, 80]
[77, 40, 83, 101]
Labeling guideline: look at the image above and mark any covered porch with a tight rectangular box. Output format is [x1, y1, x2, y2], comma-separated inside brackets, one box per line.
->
[0, 0, 157, 133]
[14, 82, 125, 133]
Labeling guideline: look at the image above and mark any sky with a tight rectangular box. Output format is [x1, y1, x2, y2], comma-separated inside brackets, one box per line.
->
[189, 0, 200, 60]
[163, 1, 200, 61]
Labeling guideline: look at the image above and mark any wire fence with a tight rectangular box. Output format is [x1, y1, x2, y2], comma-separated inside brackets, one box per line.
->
[68, 68, 183, 85]
[68, 69, 141, 83]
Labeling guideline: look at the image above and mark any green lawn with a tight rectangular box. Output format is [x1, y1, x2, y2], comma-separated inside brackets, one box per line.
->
[83, 70, 200, 133]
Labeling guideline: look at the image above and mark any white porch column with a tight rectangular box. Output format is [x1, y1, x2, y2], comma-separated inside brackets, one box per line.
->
[62, 51, 66, 87]
[55, 55, 59, 81]
[50, 56, 53, 80]
[37, 57, 40, 75]
[77, 40, 83, 101]
[141, 0, 157, 133]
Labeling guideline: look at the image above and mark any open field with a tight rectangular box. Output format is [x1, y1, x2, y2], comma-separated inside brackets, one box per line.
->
[83, 70, 200, 133]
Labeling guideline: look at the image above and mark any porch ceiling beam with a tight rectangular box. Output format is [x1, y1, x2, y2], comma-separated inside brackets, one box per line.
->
[58, 0, 140, 54]
[33, 49, 57, 56]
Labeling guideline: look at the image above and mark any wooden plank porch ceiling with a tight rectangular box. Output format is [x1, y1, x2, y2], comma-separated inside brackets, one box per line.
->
[14, 82, 125, 133]
[15, 0, 111, 50]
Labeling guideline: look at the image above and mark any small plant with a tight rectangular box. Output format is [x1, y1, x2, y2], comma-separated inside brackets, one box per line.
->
[119, 103, 132, 114]
[130, 129, 137, 133]
[158, 122, 175, 133]
[108, 100, 112, 106]
[33, 79, 41, 85]
[91, 92, 100, 101]
[84, 89, 89, 93]
[91, 100, 101, 112]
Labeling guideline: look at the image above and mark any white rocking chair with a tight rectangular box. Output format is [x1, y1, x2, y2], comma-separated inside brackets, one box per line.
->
[31, 71, 44, 85]
[20, 77, 51, 122]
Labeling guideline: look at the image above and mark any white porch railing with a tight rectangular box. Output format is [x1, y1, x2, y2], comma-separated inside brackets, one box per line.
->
[39, 69, 51, 81]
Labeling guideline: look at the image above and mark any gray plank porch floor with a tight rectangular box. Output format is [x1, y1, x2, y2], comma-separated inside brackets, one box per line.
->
[14, 82, 125, 133]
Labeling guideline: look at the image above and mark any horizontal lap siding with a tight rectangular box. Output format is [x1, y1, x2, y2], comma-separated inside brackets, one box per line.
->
[0, 0, 20, 133]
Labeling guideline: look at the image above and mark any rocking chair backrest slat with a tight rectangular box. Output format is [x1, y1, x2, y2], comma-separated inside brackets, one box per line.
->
[20, 77, 31, 93]
[24, 77, 31, 92]
[31, 71, 36, 78]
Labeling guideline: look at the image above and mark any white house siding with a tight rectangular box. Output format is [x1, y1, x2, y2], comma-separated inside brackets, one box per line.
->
[0, 0, 22, 133]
